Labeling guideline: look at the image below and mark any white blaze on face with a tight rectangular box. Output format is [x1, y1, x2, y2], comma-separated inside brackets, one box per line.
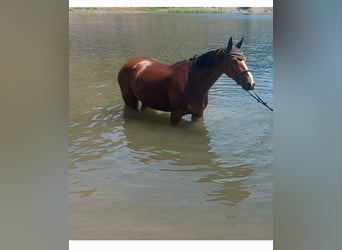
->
[241, 60, 255, 83]
[133, 60, 153, 77]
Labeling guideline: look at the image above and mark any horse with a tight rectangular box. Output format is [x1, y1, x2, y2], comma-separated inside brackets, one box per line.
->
[117, 37, 255, 124]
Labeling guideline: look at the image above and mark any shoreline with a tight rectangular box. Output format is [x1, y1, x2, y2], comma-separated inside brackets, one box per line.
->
[69, 7, 273, 14]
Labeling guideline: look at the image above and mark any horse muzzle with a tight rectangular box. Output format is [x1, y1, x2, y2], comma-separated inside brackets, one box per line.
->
[237, 70, 255, 90]
[241, 81, 255, 91]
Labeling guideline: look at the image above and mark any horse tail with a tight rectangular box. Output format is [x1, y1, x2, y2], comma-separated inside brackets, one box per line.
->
[117, 66, 138, 109]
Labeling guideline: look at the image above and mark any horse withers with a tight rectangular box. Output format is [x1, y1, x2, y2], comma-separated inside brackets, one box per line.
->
[117, 37, 255, 124]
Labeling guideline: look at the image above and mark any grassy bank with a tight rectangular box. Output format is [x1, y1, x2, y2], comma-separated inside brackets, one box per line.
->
[69, 7, 273, 14]
[147, 7, 272, 14]
[147, 7, 228, 13]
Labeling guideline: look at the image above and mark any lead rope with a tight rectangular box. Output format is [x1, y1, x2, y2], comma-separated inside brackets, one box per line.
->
[246, 90, 273, 112]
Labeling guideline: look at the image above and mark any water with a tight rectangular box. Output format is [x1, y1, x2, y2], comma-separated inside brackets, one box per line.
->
[69, 10, 273, 240]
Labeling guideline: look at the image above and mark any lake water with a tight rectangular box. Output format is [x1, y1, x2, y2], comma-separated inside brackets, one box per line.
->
[69, 9, 273, 240]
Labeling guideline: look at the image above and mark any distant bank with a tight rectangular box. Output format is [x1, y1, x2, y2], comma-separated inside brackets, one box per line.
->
[69, 7, 272, 14]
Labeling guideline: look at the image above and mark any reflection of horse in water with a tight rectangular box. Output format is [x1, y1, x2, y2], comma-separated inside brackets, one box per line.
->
[118, 37, 255, 124]
[122, 107, 254, 206]
[122, 107, 215, 166]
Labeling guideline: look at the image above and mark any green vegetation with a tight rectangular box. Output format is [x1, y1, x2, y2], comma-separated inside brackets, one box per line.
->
[146, 7, 228, 13]
[68, 7, 273, 14]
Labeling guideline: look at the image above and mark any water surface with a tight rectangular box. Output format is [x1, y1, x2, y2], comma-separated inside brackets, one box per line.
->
[69, 10, 273, 239]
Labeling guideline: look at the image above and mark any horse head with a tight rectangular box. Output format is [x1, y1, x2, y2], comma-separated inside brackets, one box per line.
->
[223, 37, 255, 91]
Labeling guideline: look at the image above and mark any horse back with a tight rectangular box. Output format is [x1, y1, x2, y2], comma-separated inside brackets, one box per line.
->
[118, 57, 191, 112]
[118, 57, 174, 111]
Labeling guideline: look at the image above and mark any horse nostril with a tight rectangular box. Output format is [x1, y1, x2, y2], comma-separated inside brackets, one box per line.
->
[249, 82, 255, 90]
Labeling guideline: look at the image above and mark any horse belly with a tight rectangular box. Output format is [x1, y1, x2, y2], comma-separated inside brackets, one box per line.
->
[126, 58, 180, 112]
[144, 98, 171, 112]
[134, 71, 172, 111]
[135, 83, 171, 111]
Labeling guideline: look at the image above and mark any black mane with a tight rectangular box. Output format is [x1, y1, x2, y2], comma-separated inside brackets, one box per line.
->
[189, 49, 224, 69]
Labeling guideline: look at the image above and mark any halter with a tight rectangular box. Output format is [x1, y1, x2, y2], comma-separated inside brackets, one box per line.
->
[236, 69, 250, 75]
[225, 51, 252, 84]
[223, 48, 274, 112]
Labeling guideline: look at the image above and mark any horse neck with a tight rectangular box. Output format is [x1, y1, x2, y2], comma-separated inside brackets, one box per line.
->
[187, 63, 224, 96]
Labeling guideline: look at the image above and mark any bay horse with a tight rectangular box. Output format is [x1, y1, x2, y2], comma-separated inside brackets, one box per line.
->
[117, 37, 255, 124]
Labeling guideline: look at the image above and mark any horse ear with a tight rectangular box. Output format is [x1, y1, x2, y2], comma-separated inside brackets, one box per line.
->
[226, 37, 233, 53]
[236, 37, 244, 49]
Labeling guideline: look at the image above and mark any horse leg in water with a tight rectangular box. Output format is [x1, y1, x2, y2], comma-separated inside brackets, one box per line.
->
[140, 103, 147, 110]
[191, 93, 208, 121]
[170, 110, 183, 124]
[191, 110, 204, 121]
[118, 68, 138, 109]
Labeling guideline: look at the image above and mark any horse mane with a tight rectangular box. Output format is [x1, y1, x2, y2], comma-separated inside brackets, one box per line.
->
[189, 49, 225, 69]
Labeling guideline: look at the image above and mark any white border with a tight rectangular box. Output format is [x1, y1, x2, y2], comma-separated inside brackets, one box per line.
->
[69, 240, 273, 250]
[69, 1, 273, 8]
[69, 1, 273, 249]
